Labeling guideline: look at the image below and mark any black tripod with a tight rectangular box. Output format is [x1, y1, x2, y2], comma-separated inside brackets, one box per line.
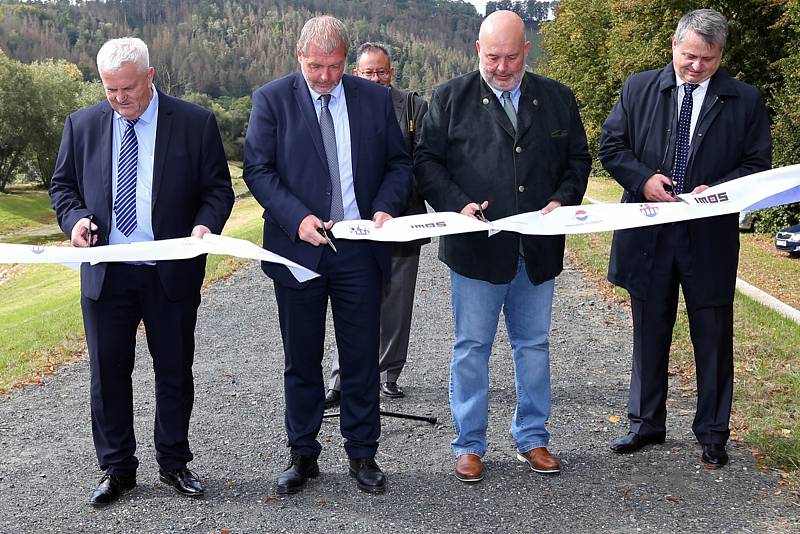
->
[323, 408, 437, 425]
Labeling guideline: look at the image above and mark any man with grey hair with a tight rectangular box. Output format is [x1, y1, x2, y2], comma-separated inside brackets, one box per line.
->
[244, 16, 411, 494]
[600, 9, 771, 467]
[324, 41, 429, 407]
[50, 37, 234, 506]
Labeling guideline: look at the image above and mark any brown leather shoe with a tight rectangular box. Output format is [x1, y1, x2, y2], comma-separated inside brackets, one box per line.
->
[516, 447, 561, 474]
[454, 454, 484, 483]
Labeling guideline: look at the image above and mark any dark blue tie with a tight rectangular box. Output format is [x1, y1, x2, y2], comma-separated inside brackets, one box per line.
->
[319, 94, 344, 222]
[114, 118, 139, 237]
[673, 83, 699, 194]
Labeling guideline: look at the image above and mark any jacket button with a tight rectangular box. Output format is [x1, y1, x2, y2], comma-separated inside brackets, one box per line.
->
[518, 185, 526, 193]
[482, 98, 489, 105]
[515, 146, 523, 153]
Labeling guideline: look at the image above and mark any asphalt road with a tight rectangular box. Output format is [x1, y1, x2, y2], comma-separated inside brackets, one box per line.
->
[0, 242, 797, 533]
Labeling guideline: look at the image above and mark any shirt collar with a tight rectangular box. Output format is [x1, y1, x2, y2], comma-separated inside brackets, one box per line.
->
[114, 84, 158, 125]
[484, 77, 522, 101]
[674, 73, 710, 92]
[306, 78, 344, 104]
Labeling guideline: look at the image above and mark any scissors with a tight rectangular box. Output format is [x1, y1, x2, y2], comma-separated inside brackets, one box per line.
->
[316, 226, 337, 253]
[86, 214, 95, 248]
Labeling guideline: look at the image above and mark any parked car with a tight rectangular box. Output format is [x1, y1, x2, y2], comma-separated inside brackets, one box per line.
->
[775, 223, 800, 256]
[738, 211, 756, 231]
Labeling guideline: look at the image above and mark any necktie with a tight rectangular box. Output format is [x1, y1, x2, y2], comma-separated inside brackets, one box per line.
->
[319, 94, 345, 222]
[501, 90, 518, 132]
[672, 83, 699, 194]
[114, 118, 139, 237]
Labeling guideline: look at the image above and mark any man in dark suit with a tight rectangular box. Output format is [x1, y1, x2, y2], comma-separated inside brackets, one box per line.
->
[50, 37, 234, 506]
[243, 16, 411, 495]
[599, 9, 771, 468]
[325, 42, 429, 406]
[415, 10, 590, 483]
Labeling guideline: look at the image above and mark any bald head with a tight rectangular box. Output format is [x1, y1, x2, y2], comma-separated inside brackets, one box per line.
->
[479, 9, 526, 44]
[477, 10, 530, 91]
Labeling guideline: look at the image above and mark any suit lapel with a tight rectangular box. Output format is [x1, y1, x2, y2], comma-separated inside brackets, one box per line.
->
[344, 75, 361, 185]
[293, 73, 328, 167]
[480, 79, 515, 139]
[152, 90, 172, 207]
[99, 104, 114, 212]
[516, 74, 537, 140]
[390, 85, 406, 125]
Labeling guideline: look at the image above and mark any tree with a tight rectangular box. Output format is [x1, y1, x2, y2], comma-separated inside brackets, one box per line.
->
[0, 51, 36, 192]
[27, 59, 85, 187]
[757, 0, 800, 231]
[539, 0, 790, 171]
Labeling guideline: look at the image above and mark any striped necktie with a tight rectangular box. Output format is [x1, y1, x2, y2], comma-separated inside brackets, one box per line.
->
[673, 83, 699, 194]
[114, 118, 139, 237]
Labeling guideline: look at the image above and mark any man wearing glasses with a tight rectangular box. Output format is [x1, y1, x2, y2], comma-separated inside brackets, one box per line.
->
[325, 42, 429, 407]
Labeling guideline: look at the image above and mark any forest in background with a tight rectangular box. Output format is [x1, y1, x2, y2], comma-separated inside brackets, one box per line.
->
[0, 0, 558, 186]
[0, 0, 488, 98]
[1, 0, 798, 232]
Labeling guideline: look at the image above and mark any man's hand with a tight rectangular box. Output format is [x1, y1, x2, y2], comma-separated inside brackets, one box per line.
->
[70, 217, 97, 248]
[298, 214, 332, 246]
[372, 211, 392, 228]
[643, 173, 679, 202]
[540, 200, 562, 215]
[460, 200, 489, 220]
[690, 184, 710, 194]
[191, 225, 212, 239]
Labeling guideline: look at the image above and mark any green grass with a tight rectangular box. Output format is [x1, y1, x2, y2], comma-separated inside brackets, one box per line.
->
[0, 263, 83, 392]
[0, 188, 57, 238]
[585, 174, 624, 203]
[566, 219, 800, 483]
[738, 233, 800, 310]
[204, 196, 263, 283]
[0, 190, 265, 393]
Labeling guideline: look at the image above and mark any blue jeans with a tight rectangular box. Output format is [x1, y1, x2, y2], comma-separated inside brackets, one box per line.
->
[449, 258, 555, 457]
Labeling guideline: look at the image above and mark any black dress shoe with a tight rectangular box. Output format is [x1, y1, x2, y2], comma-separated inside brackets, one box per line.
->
[380, 382, 405, 398]
[349, 457, 386, 494]
[159, 467, 205, 497]
[276, 455, 319, 495]
[89, 473, 136, 508]
[701, 444, 729, 468]
[610, 432, 666, 453]
[324, 389, 341, 409]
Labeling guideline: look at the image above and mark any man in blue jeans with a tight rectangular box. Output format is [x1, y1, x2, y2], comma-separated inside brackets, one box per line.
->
[415, 10, 590, 482]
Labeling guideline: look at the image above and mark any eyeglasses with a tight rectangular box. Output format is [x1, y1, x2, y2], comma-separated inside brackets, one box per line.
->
[358, 69, 391, 78]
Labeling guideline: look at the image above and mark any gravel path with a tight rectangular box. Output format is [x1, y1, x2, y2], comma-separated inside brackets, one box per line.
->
[1, 242, 797, 533]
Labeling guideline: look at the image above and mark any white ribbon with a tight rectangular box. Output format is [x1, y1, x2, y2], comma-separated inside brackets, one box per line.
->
[331, 164, 800, 241]
[3, 165, 798, 282]
[0, 234, 319, 283]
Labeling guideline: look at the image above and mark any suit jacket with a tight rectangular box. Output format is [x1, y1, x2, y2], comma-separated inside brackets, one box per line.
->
[390, 86, 430, 249]
[599, 64, 772, 305]
[243, 72, 412, 288]
[390, 86, 428, 217]
[50, 90, 234, 301]
[415, 70, 591, 284]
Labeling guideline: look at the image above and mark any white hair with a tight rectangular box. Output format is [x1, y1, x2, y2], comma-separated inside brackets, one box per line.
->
[296, 16, 349, 55]
[96, 37, 150, 73]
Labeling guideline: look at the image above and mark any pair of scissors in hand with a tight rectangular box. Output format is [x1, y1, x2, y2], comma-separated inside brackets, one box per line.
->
[316, 226, 337, 253]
